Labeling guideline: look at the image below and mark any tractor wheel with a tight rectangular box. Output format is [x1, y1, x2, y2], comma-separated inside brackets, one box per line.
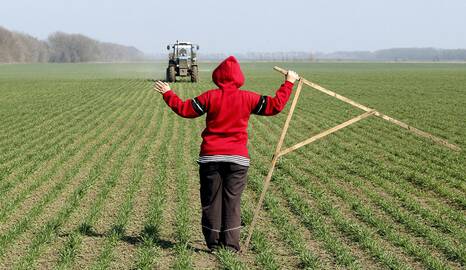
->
[191, 66, 198, 83]
[167, 66, 176, 82]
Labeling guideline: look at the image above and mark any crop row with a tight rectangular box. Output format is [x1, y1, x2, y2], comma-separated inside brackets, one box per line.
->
[0, 81, 141, 225]
[0, 80, 138, 201]
[251, 98, 463, 268]
[132, 103, 176, 269]
[0, 80, 150, 266]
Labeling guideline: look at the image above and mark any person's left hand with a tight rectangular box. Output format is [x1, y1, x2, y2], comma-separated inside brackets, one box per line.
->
[286, 70, 299, 84]
[153, 81, 171, 94]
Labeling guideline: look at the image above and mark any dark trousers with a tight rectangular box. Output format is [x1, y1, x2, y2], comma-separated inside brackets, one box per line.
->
[199, 162, 248, 252]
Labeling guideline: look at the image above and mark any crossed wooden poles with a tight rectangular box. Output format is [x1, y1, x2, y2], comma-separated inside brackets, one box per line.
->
[242, 66, 460, 252]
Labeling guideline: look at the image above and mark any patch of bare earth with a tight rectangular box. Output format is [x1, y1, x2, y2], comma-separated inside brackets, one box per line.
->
[0, 84, 140, 235]
[266, 184, 338, 270]
[69, 96, 155, 268]
[337, 174, 461, 269]
[151, 116, 180, 269]
[109, 104, 169, 269]
[30, 88, 145, 269]
[0, 135, 116, 268]
[296, 175, 422, 270]
[32, 119, 143, 269]
[0, 81, 130, 207]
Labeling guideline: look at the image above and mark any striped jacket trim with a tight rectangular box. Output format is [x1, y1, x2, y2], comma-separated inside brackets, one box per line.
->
[191, 97, 206, 115]
[252, 95, 267, 115]
[198, 155, 250, 167]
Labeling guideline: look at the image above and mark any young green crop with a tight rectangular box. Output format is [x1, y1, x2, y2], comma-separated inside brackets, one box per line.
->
[11, 82, 154, 269]
[0, 62, 464, 269]
[0, 82, 139, 223]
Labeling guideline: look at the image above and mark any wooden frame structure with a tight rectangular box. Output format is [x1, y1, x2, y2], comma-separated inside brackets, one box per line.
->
[243, 66, 460, 251]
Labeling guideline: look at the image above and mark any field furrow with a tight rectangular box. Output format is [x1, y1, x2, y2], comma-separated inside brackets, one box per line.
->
[0, 81, 140, 222]
[261, 101, 465, 238]
[132, 109, 180, 269]
[0, 80, 123, 173]
[87, 88, 159, 270]
[109, 89, 170, 270]
[0, 81, 145, 228]
[252, 119, 375, 269]
[0, 79, 110, 153]
[1, 62, 464, 270]
[252, 93, 463, 268]
[15, 82, 150, 267]
[0, 81, 149, 267]
[0, 79, 105, 146]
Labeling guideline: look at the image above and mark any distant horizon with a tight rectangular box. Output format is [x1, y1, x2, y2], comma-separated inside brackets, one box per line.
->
[4, 24, 466, 56]
[1, 0, 465, 54]
[2, 24, 466, 63]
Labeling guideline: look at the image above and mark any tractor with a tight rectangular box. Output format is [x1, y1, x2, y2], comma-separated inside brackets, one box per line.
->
[166, 41, 199, 83]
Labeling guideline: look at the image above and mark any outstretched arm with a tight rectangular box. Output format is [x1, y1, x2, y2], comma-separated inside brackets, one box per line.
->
[154, 81, 207, 118]
[252, 70, 299, 116]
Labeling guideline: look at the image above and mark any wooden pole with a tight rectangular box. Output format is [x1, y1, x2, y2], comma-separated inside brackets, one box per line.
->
[243, 79, 304, 251]
[273, 66, 460, 151]
[278, 110, 375, 158]
[371, 112, 460, 151]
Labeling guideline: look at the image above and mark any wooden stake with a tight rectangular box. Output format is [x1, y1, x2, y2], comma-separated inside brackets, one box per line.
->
[273, 66, 460, 151]
[243, 79, 304, 251]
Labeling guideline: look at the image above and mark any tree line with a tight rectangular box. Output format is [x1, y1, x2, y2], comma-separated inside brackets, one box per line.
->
[154, 49, 466, 62]
[0, 26, 144, 63]
[315, 48, 466, 61]
[2, 25, 465, 63]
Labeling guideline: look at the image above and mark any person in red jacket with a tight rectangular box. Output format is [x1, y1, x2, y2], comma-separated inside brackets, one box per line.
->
[154, 56, 299, 253]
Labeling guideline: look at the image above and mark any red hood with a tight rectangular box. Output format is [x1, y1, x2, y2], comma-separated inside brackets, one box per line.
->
[212, 56, 244, 89]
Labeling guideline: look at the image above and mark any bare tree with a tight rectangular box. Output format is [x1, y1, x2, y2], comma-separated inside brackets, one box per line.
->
[0, 26, 145, 63]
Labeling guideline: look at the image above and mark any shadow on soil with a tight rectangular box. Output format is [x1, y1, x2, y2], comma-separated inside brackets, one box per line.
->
[58, 223, 210, 254]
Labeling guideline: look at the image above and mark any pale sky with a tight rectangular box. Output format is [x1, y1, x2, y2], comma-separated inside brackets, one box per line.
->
[1, 0, 465, 54]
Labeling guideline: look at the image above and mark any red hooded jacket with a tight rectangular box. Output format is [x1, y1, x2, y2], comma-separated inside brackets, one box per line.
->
[162, 56, 294, 159]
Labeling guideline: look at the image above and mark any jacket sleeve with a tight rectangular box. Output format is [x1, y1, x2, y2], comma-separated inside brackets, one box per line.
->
[251, 81, 294, 116]
[162, 90, 209, 118]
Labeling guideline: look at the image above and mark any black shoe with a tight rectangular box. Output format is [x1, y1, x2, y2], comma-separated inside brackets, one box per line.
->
[223, 245, 239, 253]
[209, 245, 221, 254]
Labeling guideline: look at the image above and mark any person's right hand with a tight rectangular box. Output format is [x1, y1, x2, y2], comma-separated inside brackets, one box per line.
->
[153, 80, 171, 94]
[286, 70, 299, 84]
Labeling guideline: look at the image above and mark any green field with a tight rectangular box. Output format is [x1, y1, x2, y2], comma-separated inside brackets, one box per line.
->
[0, 62, 465, 269]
